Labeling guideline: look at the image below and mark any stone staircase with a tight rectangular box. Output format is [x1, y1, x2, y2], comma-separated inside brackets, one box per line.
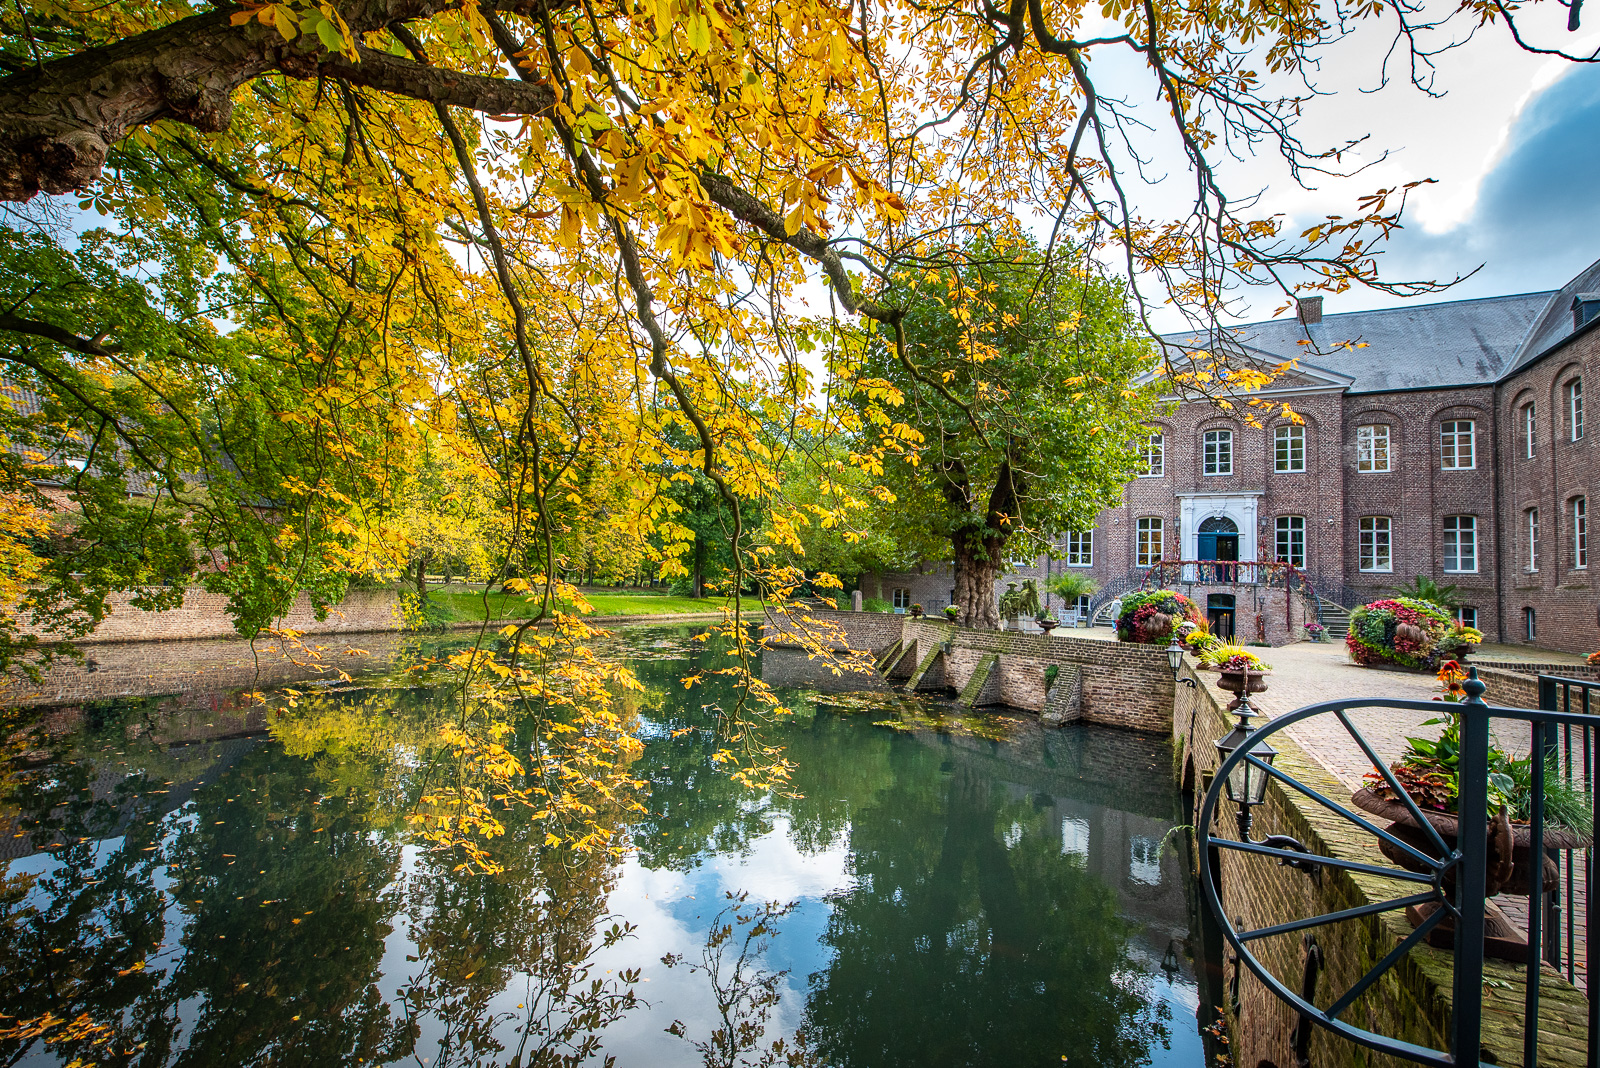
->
[1041, 664, 1083, 726]
[958, 654, 1001, 709]
[1316, 597, 1352, 640]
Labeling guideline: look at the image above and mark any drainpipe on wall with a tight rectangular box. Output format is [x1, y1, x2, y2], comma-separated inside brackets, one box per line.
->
[1491, 389, 1505, 643]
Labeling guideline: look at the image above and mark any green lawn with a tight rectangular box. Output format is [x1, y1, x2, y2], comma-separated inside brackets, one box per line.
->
[432, 589, 739, 621]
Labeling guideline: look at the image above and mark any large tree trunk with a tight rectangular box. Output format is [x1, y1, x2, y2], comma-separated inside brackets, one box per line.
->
[945, 454, 1023, 630]
[953, 538, 1003, 629]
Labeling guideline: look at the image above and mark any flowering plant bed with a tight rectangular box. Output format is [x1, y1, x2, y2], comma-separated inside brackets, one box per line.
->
[1114, 589, 1202, 644]
[1345, 596, 1453, 669]
[1196, 643, 1272, 673]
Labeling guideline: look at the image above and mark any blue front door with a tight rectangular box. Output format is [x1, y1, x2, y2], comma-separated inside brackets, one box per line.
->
[1197, 532, 1218, 560]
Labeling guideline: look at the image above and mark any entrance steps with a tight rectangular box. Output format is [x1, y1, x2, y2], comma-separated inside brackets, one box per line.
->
[1317, 598, 1352, 640]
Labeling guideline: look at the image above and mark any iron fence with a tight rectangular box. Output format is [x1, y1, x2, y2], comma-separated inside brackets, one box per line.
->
[1199, 671, 1599, 1067]
[1538, 676, 1599, 1006]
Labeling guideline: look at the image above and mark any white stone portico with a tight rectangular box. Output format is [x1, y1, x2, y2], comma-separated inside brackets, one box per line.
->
[1177, 492, 1262, 578]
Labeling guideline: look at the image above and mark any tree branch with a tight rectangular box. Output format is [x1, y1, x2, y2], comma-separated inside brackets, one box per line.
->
[0, 0, 567, 200]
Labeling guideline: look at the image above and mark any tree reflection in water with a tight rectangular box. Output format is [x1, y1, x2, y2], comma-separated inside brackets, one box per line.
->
[0, 626, 1196, 1068]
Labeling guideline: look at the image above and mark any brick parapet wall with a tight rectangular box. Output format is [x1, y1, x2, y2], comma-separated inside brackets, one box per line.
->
[7, 633, 419, 708]
[760, 607, 906, 656]
[1178, 659, 1587, 1068]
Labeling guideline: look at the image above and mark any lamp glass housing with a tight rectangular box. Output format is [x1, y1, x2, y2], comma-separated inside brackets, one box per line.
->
[1166, 636, 1183, 677]
[1216, 722, 1276, 806]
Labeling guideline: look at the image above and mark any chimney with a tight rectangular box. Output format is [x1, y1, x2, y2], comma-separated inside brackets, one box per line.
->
[1296, 296, 1323, 325]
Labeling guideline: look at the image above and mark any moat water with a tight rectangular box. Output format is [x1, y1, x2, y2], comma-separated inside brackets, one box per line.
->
[0, 626, 1206, 1067]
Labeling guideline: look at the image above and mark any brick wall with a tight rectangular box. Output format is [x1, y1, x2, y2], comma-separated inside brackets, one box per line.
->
[1495, 320, 1600, 653]
[903, 617, 1176, 731]
[1340, 386, 1500, 630]
[9, 632, 417, 707]
[763, 610, 1178, 732]
[31, 587, 404, 644]
[759, 607, 905, 655]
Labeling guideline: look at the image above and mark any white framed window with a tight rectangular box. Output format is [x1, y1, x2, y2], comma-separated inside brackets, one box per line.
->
[1072, 594, 1091, 619]
[1440, 420, 1476, 470]
[1526, 508, 1540, 572]
[1064, 531, 1093, 567]
[892, 587, 911, 612]
[1442, 515, 1477, 573]
[1359, 516, 1392, 572]
[1136, 517, 1164, 567]
[1523, 402, 1537, 458]
[1139, 433, 1165, 477]
[1274, 424, 1305, 473]
[1356, 424, 1391, 473]
[1525, 606, 1537, 641]
[1275, 516, 1306, 567]
[1571, 380, 1585, 441]
[1575, 497, 1588, 569]
[1202, 429, 1233, 476]
[1455, 606, 1478, 630]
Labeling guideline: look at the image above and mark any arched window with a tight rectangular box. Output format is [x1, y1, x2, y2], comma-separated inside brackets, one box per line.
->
[1199, 515, 1238, 534]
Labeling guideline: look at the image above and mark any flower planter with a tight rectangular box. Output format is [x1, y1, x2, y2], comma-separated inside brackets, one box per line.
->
[1214, 669, 1269, 711]
[1352, 787, 1589, 961]
[1038, 619, 1058, 636]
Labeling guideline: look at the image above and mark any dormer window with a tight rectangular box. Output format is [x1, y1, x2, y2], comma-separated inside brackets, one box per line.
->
[1574, 293, 1600, 331]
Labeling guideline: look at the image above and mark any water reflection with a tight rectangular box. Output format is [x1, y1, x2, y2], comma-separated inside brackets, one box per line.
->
[0, 627, 1202, 1067]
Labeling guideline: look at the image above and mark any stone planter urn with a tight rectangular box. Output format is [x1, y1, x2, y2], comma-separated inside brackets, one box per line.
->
[1352, 787, 1589, 961]
[1038, 617, 1059, 636]
[1215, 669, 1270, 711]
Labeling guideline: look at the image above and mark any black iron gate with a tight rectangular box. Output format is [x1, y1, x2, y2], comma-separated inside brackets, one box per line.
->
[1197, 669, 1598, 1067]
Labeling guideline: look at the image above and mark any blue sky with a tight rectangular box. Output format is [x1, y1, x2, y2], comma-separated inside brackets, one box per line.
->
[1369, 61, 1600, 306]
[1114, 16, 1600, 329]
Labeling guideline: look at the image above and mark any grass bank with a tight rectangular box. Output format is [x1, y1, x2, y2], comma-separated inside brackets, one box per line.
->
[430, 589, 740, 621]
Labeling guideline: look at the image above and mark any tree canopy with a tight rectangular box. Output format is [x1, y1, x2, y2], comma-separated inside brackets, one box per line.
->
[844, 237, 1156, 626]
[0, 0, 1593, 852]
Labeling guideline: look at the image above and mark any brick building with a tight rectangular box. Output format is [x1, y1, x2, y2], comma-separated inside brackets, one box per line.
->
[862, 257, 1600, 653]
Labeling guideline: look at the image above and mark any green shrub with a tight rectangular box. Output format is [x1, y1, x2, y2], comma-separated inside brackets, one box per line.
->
[862, 597, 893, 613]
[1345, 596, 1452, 669]
[1114, 589, 1202, 644]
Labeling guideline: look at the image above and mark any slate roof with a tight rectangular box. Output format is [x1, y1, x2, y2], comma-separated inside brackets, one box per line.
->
[1505, 256, 1600, 373]
[2, 377, 160, 495]
[1159, 255, 1600, 394]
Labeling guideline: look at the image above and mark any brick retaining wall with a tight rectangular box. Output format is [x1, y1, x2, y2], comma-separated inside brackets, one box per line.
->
[765, 609, 1177, 733]
[7, 632, 419, 708]
[30, 587, 404, 644]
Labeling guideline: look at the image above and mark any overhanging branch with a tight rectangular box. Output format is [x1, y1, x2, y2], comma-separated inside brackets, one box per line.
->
[0, 0, 566, 201]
